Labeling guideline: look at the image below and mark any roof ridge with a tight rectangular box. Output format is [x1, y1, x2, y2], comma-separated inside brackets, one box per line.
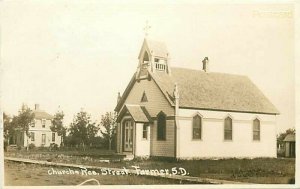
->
[170, 67, 248, 77]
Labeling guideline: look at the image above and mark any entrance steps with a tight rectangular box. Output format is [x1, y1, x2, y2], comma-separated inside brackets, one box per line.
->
[123, 154, 134, 161]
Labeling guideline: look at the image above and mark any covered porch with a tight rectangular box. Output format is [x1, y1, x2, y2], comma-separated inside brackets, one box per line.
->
[116, 105, 152, 158]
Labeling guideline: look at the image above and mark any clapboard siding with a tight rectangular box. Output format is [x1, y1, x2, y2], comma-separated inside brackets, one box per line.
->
[150, 120, 175, 157]
[177, 109, 277, 158]
[123, 79, 174, 117]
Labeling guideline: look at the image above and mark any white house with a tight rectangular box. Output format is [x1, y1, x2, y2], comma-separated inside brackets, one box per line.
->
[115, 38, 279, 159]
[14, 104, 62, 148]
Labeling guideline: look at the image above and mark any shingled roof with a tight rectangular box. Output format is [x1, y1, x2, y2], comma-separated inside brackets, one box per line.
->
[115, 67, 279, 115]
[150, 67, 279, 115]
[116, 105, 152, 123]
[284, 134, 295, 142]
[138, 39, 168, 59]
[33, 110, 53, 120]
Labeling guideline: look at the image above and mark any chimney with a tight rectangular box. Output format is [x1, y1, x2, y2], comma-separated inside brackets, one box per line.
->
[117, 92, 122, 103]
[202, 57, 209, 72]
[35, 104, 40, 111]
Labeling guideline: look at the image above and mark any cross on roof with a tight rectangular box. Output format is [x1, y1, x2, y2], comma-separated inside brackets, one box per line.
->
[143, 21, 151, 37]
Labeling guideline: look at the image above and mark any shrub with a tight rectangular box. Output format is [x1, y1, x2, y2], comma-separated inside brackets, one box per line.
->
[28, 143, 36, 150]
[17, 145, 22, 151]
[50, 143, 59, 151]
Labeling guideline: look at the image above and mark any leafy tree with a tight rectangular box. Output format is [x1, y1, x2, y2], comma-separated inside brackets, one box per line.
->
[3, 113, 12, 140]
[10, 104, 34, 150]
[3, 113, 12, 152]
[100, 112, 117, 150]
[51, 111, 66, 146]
[277, 128, 295, 147]
[68, 110, 99, 149]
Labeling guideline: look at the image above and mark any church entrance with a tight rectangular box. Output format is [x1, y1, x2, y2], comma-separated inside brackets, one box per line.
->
[123, 119, 133, 152]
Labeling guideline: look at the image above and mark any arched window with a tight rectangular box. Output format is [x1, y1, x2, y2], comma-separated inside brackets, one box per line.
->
[192, 114, 202, 139]
[143, 51, 149, 63]
[253, 118, 260, 141]
[157, 112, 166, 140]
[224, 117, 232, 140]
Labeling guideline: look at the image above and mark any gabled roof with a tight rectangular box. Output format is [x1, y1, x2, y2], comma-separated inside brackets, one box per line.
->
[138, 38, 168, 59]
[150, 67, 279, 115]
[33, 110, 53, 120]
[115, 67, 279, 115]
[284, 134, 295, 142]
[116, 105, 152, 123]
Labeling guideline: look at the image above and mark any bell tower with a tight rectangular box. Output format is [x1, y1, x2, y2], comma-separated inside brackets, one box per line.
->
[136, 38, 171, 79]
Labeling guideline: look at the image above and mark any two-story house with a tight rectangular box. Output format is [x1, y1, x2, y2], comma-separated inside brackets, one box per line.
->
[14, 104, 62, 148]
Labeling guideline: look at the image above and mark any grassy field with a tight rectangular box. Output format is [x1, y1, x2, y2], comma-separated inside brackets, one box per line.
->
[5, 149, 295, 184]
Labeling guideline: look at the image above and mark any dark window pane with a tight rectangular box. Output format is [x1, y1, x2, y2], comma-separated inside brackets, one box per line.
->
[224, 117, 232, 140]
[157, 113, 166, 140]
[143, 124, 148, 139]
[192, 115, 202, 139]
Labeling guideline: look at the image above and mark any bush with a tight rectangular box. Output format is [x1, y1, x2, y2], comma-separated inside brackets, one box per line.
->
[50, 143, 59, 151]
[28, 143, 36, 150]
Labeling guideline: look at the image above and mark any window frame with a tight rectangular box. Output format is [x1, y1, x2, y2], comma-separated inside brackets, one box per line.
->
[192, 114, 202, 140]
[52, 132, 55, 142]
[253, 118, 260, 141]
[31, 121, 35, 127]
[142, 123, 148, 140]
[157, 112, 166, 141]
[30, 132, 35, 141]
[41, 134, 46, 145]
[224, 116, 233, 141]
[42, 119, 46, 128]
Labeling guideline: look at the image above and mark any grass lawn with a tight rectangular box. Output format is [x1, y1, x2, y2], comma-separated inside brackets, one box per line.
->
[5, 149, 295, 184]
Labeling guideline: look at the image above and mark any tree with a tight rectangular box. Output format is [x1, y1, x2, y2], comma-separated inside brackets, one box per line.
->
[51, 111, 66, 146]
[100, 112, 117, 150]
[68, 110, 99, 149]
[3, 113, 12, 139]
[3, 113, 12, 152]
[10, 104, 34, 150]
[277, 128, 295, 144]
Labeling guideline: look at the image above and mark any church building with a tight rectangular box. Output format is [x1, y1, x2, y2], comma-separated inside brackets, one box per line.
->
[115, 38, 279, 159]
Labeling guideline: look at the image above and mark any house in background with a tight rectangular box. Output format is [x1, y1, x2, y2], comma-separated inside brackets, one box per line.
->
[13, 104, 61, 147]
[284, 134, 295, 158]
[115, 38, 279, 159]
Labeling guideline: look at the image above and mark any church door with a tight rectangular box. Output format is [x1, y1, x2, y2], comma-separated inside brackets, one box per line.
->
[123, 120, 133, 152]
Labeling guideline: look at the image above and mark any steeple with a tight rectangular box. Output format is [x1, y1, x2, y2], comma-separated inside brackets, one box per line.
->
[136, 38, 171, 79]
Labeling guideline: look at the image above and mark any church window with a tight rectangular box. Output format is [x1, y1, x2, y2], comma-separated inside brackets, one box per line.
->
[192, 114, 202, 139]
[224, 117, 232, 140]
[141, 91, 148, 102]
[157, 112, 166, 140]
[253, 118, 260, 141]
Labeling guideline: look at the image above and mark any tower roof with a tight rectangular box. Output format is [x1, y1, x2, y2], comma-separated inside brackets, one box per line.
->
[138, 38, 168, 59]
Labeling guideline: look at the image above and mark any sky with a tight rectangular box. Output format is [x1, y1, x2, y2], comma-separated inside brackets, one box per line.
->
[0, 1, 295, 133]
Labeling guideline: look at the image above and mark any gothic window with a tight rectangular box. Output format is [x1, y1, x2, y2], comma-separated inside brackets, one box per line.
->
[193, 114, 202, 139]
[224, 117, 232, 140]
[157, 112, 166, 140]
[141, 91, 148, 102]
[253, 118, 260, 141]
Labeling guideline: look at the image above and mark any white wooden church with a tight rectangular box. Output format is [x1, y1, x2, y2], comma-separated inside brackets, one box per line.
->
[115, 38, 279, 159]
